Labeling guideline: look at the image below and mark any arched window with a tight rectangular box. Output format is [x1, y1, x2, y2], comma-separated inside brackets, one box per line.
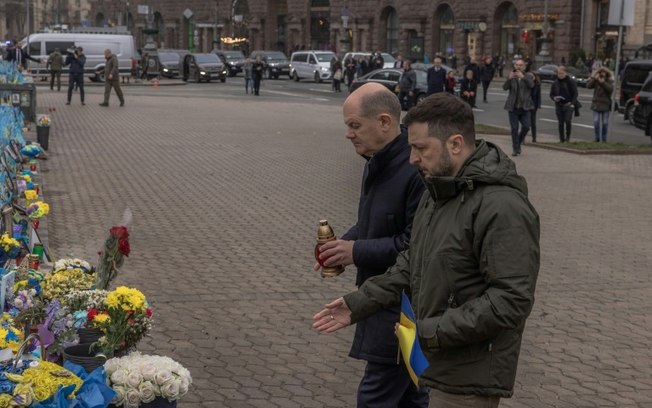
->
[386, 8, 398, 54]
[495, 2, 519, 58]
[94, 13, 105, 27]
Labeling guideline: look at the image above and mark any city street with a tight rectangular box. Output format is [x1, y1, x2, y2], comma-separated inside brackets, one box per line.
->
[35, 80, 652, 407]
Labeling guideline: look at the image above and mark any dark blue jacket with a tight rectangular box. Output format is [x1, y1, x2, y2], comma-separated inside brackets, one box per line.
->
[65, 53, 86, 75]
[342, 127, 425, 364]
[427, 67, 447, 95]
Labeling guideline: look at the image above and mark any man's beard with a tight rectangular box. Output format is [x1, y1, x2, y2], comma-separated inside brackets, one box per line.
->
[424, 147, 454, 180]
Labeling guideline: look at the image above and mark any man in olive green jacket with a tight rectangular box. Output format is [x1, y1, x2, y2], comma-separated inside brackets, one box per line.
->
[314, 93, 540, 407]
[100, 49, 125, 107]
[46, 48, 64, 91]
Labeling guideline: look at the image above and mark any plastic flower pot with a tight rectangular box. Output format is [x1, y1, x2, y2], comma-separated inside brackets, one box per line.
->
[36, 126, 50, 150]
[62, 343, 107, 373]
[77, 327, 104, 344]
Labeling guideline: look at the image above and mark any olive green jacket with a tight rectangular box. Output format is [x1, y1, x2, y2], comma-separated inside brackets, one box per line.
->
[105, 54, 120, 81]
[344, 140, 540, 398]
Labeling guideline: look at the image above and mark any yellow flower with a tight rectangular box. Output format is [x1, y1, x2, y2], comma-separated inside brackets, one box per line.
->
[21, 175, 32, 183]
[93, 313, 111, 324]
[24, 190, 39, 200]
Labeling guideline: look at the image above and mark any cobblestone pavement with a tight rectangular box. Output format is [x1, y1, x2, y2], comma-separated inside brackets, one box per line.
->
[35, 87, 652, 407]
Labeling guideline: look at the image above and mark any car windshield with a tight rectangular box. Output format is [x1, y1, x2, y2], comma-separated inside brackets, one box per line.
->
[196, 54, 219, 64]
[315, 53, 335, 62]
[264, 52, 288, 61]
[222, 51, 244, 60]
[382, 53, 396, 63]
[158, 52, 178, 63]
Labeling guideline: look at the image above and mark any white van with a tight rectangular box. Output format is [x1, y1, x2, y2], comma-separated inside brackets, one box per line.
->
[289, 50, 336, 82]
[21, 33, 137, 82]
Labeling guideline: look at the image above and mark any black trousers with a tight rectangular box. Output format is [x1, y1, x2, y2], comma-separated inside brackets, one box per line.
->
[482, 80, 491, 101]
[50, 70, 61, 91]
[357, 361, 429, 408]
[555, 103, 574, 142]
[67, 74, 84, 102]
[253, 77, 261, 95]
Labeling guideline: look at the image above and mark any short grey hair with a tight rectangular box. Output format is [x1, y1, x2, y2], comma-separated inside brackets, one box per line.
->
[358, 87, 401, 122]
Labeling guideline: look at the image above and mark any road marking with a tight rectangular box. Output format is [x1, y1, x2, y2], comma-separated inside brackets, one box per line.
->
[309, 88, 336, 93]
[540, 118, 594, 129]
[263, 89, 329, 101]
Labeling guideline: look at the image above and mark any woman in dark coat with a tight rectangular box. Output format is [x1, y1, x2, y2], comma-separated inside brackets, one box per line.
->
[460, 70, 478, 107]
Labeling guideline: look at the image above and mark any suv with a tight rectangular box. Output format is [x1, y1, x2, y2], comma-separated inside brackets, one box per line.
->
[290, 50, 336, 82]
[249, 50, 290, 79]
[157, 49, 189, 78]
[179, 53, 227, 83]
[619, 59, 652, 123]
[214, 50, 245, 77]
[631, 72, 652, 137]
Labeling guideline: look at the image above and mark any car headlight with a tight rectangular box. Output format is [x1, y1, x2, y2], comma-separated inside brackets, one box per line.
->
[321, 67, 329, 72]
[222, 70, 227, 75]
[200, 71, 206, 75]
[162, 68, 169, 72]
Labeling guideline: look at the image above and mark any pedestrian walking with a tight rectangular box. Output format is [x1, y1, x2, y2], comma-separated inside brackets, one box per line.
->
[252, 55, 264, 96]
[46, 48, 64, 91]
[426, 57, 446, 95]
[100, 49, 125, 107]
[314, 92, 540, 408]
[397, 60, 417, 110]
[140, 52, 150, 80]
[480, 57, 496, 103]
[460, 70, 477, 108]
[344, 55, 356, 90]
[529, 71, 542, 143]
[64, 47, 86, 106]
[550, 66, 578, 142]
[586, 67, 614, 142]
[503, 58, 535, 156]
[313, 82, 428, 408]
[463, 56, 480, 84]
[332, 57, 343, 92]
[243, 58, 253, 95]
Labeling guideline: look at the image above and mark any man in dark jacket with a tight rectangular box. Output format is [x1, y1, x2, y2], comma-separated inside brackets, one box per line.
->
[426, 57, 446, 95]
[397, 60, 417, 111]
[549, 66, 578, 142]
[503, 58, 534, 156]
[64, 47, 86, 105]
[314, 82, 428, 408]
[314, 92, 540, 408]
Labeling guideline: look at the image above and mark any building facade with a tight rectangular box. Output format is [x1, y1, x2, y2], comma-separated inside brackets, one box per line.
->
[3, 0, 650, 66]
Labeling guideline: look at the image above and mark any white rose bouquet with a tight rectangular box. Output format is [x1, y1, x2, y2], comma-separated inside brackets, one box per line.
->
[104, 352, 192, 407]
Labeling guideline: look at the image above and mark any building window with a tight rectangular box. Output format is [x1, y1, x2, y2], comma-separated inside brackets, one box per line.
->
[385, 8, 398, 55]
[438, 5, 455, 55]
[497, 2, 519, 57]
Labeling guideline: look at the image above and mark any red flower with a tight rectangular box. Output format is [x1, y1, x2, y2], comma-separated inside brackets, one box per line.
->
[146, 308, 152, 317]
[111, 226, 131, 257]
[87, 308, 98, 321]
[128, 318, 136, 325]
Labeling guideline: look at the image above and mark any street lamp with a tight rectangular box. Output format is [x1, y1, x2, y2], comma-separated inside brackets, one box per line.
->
[538, 0, 550, 57]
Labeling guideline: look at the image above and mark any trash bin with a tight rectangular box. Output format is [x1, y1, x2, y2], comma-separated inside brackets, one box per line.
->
[36, 126, 49, 150]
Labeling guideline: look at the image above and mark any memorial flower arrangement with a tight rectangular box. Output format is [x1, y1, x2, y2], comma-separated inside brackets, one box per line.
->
[53, 258, 92, 273]
[23, 189, 38, 201]
[96, 226, 130, 290]
[104, 352, 192, 408]
[37, 115, 51, 127]
[38, 299, 78, 359]
[89, 286, 152, 355]
[0, 313, 24, 352]
[42, 268, 95, 301]
[26, 201, 49, 219]
[0, 233, 21, 259]
[20, 144, 41, 158]
[64, 289, 108, 328]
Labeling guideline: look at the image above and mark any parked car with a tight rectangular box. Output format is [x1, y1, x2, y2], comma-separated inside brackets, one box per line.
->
[631, 72, 652, 136]
[535, 64, 588, 87]
[179, 53, 227, 83]
[214, 50, 245, 76]
[349, 68, 429, 109]
[157, 49, 187, 78]
[411, 62, 462, 94]
[249, 50, 290, 79]
[289, 50, 336, 82]
[619, 59, 652, 122]
[565, 66, 590, 87]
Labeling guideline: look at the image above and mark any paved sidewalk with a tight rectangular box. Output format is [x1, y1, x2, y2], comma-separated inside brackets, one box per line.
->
[34, 87, 652, 407]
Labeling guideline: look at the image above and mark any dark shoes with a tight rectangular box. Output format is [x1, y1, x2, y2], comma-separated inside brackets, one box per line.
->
[120, 102, 124, 107]
[65, 102, 70, 105]
[99, 103, 109, 107]
[81, 101, 85, 106]
[511, 151, 519, 157]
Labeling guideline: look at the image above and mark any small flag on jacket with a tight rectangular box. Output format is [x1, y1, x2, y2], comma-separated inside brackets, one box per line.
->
[397, 291, 430, 386]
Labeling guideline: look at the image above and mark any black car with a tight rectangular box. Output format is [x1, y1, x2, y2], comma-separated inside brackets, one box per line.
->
[620, 59, 652, 122]
[157, 50, 188, 78]
[179, 53, 227, 83]
[631, 73, 652, 137]
[536, 64, 558, 82]
[214, 50, 245, 77]
[249, 50, 290, 79]
[349, 68, 429, 109]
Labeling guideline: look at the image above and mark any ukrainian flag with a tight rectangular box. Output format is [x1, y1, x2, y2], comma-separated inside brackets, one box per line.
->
[397, 291, 429, 386]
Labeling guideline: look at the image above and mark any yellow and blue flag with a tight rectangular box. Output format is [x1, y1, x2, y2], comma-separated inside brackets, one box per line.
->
[396, 291, 429, 386]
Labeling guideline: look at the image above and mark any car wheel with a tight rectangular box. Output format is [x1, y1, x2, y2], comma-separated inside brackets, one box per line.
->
[195, 72, 201, 83]
[228, 67, 236, 77]
[314, 72, 322, 83]
[293, 71, 300, 82]
[220, 77, 226, 83]
[626, 103, 636, 125]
